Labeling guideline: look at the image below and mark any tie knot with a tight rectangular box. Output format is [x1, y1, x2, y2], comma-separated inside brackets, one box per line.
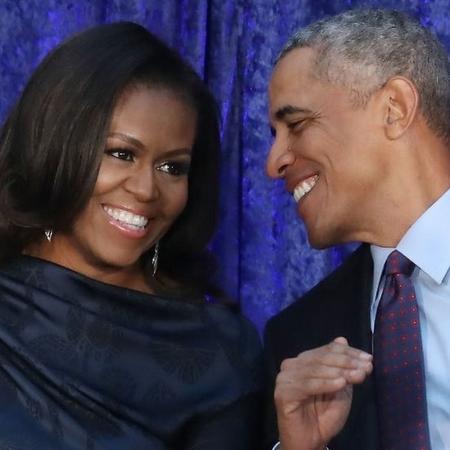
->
[384, 250, 415, 276]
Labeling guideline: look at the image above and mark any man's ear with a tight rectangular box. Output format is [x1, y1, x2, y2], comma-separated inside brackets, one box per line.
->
[380, 76, 419, 140]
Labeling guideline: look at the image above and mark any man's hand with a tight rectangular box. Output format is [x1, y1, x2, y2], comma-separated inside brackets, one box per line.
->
[274, 337, 373, 450]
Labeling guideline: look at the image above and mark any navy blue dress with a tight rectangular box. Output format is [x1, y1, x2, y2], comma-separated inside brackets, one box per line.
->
[0, 256, 262, 449]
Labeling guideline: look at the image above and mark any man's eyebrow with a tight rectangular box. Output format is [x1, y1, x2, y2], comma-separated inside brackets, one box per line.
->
[274, 105, 313, 120]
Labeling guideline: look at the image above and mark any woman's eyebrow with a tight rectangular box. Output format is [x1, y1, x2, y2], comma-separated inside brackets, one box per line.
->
[108, 132, 144, 149]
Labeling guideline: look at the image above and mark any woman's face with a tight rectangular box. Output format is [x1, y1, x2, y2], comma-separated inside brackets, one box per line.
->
[44, 85, 196, 286]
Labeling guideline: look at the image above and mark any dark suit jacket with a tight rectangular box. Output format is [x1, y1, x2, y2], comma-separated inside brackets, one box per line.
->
[264, 244, 381, 450]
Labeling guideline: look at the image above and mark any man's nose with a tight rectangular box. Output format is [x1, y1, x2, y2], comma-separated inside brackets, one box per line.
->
[266, 138, 295, 179]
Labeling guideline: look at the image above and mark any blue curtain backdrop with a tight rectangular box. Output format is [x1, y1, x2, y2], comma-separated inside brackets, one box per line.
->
[1, 0, 450, 333]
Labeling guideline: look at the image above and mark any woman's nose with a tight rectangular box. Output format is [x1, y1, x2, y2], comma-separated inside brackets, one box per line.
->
[124, 166, 159, 202]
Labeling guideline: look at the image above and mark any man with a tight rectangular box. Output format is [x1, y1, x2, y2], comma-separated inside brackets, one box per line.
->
[264, 8, 450, 450]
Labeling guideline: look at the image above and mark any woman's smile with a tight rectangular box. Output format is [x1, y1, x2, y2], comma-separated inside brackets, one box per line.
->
[102, 204, 150, 238]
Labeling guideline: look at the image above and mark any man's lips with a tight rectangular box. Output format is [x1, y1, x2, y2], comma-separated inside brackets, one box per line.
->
[289, 174, 319, 202]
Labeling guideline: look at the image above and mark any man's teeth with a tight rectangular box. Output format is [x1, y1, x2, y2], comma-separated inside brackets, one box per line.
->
[103, 206, 148, 228]
[293, 175, 319, 202]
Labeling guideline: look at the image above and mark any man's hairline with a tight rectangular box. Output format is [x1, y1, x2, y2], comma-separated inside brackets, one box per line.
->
[274, 44, 418, 112]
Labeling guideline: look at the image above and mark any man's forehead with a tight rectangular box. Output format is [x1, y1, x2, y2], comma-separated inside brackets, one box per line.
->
[269, 47, 317, 115]
[269, 48, 317, 101]
[271, 47, 316, 83]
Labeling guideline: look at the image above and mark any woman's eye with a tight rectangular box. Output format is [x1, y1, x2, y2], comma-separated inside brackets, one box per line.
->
[157, 161, 191, 176]
[106, 149, 135, 162]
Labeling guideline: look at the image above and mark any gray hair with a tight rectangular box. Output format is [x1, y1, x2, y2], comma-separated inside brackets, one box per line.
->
[279, 9, 450, 143]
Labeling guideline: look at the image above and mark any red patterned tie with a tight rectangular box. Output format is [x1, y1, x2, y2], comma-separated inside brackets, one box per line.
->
[373, 250, 431, 450]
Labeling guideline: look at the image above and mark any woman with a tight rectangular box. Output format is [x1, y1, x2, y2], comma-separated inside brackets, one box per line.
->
[0, 22, 261, 449]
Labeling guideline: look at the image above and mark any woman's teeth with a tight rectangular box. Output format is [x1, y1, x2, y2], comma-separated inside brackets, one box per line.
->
[103, 206, 148, 229]
[293, 175, 319, 202]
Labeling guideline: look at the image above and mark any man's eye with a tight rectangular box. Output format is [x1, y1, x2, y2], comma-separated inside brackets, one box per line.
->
[106, 149, 135, 161]
[157, 161, 191, 176]
[287, 120, 305, 132]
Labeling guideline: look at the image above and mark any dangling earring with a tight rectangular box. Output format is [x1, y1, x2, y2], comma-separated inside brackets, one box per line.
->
[44, 229, 53, 242]
[152, 242, 159, 276]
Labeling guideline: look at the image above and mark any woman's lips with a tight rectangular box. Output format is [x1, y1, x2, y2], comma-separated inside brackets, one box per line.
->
[102, 205, 150, 238]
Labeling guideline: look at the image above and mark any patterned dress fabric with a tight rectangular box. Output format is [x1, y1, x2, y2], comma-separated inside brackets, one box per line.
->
[0, 255, 262, 450]
[373, 250, 430, 450]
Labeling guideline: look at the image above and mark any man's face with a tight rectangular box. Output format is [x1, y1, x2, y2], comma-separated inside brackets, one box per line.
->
[267, 47, 389, 248]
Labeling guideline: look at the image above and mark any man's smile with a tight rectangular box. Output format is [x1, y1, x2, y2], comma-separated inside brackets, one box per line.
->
[292, 174, 319, 202]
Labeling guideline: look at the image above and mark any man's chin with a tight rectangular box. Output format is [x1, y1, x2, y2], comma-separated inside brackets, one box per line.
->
[306, 227, 347, 249]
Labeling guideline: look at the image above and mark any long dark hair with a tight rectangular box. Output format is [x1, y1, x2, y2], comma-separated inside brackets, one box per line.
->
[0, 22, 221, 298]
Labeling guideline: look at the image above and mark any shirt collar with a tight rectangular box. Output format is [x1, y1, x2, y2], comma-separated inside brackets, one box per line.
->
[371, 188, 450, 292]
[370, 245, 392, 300]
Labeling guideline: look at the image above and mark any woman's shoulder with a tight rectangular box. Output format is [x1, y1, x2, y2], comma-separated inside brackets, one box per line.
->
[201, 302, 262, 386]
[203, 302, 260, 348]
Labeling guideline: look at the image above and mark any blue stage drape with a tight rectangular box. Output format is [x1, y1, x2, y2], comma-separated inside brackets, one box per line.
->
[1, 0, 450, 333]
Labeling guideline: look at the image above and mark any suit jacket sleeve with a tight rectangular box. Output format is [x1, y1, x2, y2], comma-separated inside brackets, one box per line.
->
[262, 245, 380, 450]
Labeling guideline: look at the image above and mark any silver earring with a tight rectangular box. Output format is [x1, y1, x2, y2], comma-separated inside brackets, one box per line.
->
[44, 229, 53, 242]
[152, 242, 159, 276]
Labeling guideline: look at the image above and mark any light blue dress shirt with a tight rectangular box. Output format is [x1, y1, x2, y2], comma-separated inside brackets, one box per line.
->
[371, 188, 450, 450]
